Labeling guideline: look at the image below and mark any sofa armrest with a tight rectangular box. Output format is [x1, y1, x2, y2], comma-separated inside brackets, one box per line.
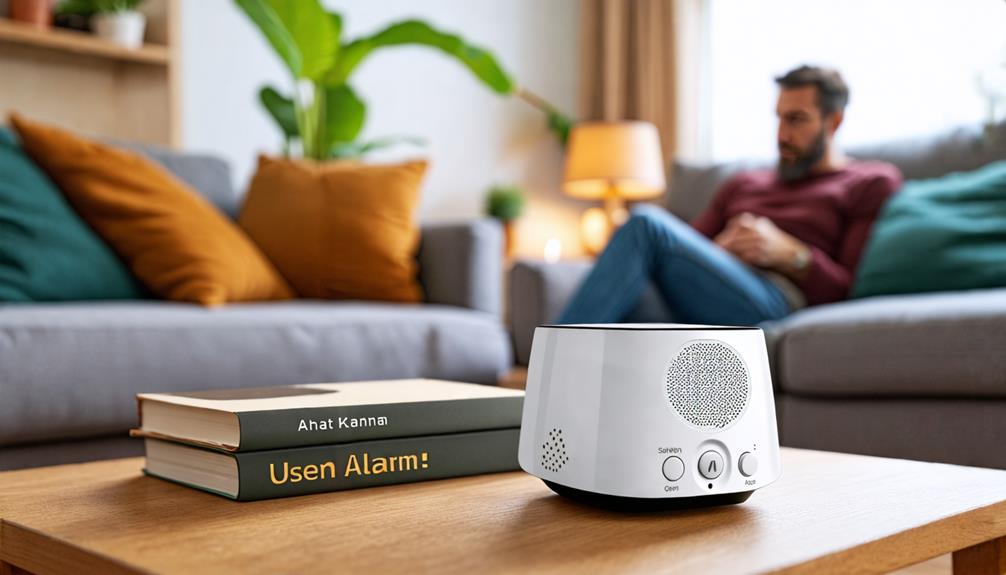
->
[509, 259, 594, 365]
[418, 219, 503, 315]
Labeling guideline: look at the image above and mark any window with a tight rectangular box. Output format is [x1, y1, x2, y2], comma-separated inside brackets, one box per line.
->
[705, 0, 1006, 161]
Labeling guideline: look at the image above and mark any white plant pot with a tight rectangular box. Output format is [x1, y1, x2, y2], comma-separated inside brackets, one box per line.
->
[92, 11, 147, 50]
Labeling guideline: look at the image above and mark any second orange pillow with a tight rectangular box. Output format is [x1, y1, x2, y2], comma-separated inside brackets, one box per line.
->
[239, 157, 427, 303]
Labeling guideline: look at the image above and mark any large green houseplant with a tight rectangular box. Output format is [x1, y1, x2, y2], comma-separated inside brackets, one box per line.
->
[236, 0, 572, 160]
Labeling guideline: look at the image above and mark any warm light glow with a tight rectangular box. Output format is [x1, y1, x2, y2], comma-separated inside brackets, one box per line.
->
[562, 121, 666, 201]
[580, 208, 612, 256]
[543, 238, 562, 263]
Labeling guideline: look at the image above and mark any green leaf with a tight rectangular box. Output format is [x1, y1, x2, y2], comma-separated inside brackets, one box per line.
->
[258, 85, 299, 140]
[330, 19, 514, 94]
[323, 84, 366, 148]
[329, 12, 343, 50]
[547, 109, 573, 147]
[234, 0, 302, 77]
[330, 135, 427, 159]
[55, 0, 94, 15]
[263, 0, 339, 80]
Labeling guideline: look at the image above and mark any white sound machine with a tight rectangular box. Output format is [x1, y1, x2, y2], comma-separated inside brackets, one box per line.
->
[518, 324, 782, 510]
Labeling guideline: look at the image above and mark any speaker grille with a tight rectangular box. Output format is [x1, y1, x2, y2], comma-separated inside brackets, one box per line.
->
[540, 427, 568, 472]
[665, 340, 750, 430]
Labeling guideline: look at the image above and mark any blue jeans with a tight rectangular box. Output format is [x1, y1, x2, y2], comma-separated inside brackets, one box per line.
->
[558, 206, 792, 326]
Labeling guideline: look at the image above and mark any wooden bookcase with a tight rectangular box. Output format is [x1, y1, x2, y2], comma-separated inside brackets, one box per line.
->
[0, 0, 180, 147]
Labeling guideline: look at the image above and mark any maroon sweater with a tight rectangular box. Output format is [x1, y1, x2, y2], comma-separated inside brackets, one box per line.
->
[690, 161, 902, 305]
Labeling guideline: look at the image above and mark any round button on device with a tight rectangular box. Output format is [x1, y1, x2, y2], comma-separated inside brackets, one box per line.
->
[739, 452, 759, 477]
[662, 456, 684, 482]
[698, 450, 724, 480]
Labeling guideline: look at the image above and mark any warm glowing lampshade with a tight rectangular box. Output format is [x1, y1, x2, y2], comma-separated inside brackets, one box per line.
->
[562, 121, 666, 201]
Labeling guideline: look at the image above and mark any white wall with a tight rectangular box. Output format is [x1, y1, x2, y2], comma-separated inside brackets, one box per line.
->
[705, 0, 1006, 162]
[181, 0, 584, 257]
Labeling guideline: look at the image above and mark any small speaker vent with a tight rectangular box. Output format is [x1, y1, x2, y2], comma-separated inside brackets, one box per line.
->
[540, 427, 568, 472]
[665, 340, 750, 430]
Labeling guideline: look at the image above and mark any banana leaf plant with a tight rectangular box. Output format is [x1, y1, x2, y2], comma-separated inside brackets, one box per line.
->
[235, 0, 572, 160]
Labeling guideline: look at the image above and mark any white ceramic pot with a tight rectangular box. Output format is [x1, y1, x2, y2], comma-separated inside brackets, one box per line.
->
[92, 11, 147, 50]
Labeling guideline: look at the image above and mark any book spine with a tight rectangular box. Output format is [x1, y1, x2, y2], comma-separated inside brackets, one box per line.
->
[236, 397, 523, 451]
[234, 428, 520, 501]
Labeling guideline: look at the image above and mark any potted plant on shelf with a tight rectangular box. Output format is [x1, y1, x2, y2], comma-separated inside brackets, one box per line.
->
[57, 0, 146, 49]
[11, 0, 52, 29]
[235, 0, 573, 159]
[485, 184, 526, 257]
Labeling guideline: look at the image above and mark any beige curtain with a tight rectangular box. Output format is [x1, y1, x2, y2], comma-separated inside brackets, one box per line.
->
[579, 0, 681, 164]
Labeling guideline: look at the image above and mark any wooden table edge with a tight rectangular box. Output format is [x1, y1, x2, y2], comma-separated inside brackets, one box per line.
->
[767, 498, 1006, 574]
[1, 519, 147, 575]
[2, 453, 1006, 575]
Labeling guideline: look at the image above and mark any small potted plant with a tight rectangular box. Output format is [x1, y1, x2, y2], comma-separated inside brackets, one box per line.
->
[58, 0, 146, 49]
[485, 184, 526, 257]
[11, 0, 53, 29]
[92, 0, 145, 48]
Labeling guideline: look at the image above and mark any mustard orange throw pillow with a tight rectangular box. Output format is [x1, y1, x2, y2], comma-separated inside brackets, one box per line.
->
[10, 115, 293, 306]
[239, 156, 427, 303]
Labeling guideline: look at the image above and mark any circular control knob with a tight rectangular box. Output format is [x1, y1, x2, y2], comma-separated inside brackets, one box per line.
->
[662, 456, 684, 482]
[698, 450, 724, 479]
[739, 452, 758, 477]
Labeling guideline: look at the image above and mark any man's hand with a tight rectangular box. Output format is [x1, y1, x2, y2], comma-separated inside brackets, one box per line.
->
[714, 212, 812, 281]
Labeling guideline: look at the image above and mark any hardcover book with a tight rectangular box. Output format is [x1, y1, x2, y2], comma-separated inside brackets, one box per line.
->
[134, 379, 524, 452]
[143, 428, 520, 501]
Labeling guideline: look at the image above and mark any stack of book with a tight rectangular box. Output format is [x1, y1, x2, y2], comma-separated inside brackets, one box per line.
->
[131, 379, 524, 501]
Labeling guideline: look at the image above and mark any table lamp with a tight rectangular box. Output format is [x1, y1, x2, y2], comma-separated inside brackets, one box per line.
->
[562, 121, 666, 254]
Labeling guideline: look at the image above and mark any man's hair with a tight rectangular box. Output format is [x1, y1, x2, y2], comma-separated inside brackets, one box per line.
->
[774, 65, 849, 116]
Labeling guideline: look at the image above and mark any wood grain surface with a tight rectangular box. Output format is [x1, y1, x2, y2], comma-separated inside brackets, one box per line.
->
[1, 448, 1005, 574]
[0, 18, 171, 64]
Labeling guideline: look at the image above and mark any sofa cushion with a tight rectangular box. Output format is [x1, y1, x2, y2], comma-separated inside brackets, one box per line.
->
[0, 128, 142, 301]
[775, 288, 1006, 398]
[0, 301, 511, 446]
[240, 156, 427, 302]
[853, 161, 1006, 298]
[11, 114, 293, 306]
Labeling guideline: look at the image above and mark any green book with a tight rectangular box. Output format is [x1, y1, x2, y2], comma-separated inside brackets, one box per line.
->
[134, 379, 524, 452]
[142, 428, 520, 501]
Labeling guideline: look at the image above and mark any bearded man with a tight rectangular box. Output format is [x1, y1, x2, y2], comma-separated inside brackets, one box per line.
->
[558, 65, 902, 325]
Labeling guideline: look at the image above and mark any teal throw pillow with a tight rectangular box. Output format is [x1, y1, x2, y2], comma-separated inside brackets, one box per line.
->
[0, 127, 143, 301]
[852, 161, 1006, 298]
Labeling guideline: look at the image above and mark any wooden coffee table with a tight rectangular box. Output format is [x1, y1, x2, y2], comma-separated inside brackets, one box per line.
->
[1, 448, 1004, 574]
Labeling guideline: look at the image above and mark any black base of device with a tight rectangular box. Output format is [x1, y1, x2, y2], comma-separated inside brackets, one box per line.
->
[543, 480, 754, 512]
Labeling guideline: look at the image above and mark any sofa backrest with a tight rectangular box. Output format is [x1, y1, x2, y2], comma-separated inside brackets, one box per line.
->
[1, 126, 241, 217]
[666, 120, 1006, 221]
[112, 140, 241, 217]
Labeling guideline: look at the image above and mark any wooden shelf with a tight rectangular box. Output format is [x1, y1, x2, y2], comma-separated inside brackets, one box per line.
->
[0, 18, 170, 65]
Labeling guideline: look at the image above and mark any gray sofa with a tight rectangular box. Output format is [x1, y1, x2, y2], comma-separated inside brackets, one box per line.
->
[0, 146, 512, 470]
[511, 121, 1006, 469]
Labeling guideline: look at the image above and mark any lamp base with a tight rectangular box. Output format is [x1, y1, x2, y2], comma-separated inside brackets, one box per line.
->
[604, 196, 629, 227]
[580, 197, 631, 256]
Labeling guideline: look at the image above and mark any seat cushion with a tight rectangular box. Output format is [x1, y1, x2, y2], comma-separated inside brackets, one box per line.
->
[775, 289, 1006, 397]
[778, 395, 1006, 469]
[0, 301, 511, 446]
